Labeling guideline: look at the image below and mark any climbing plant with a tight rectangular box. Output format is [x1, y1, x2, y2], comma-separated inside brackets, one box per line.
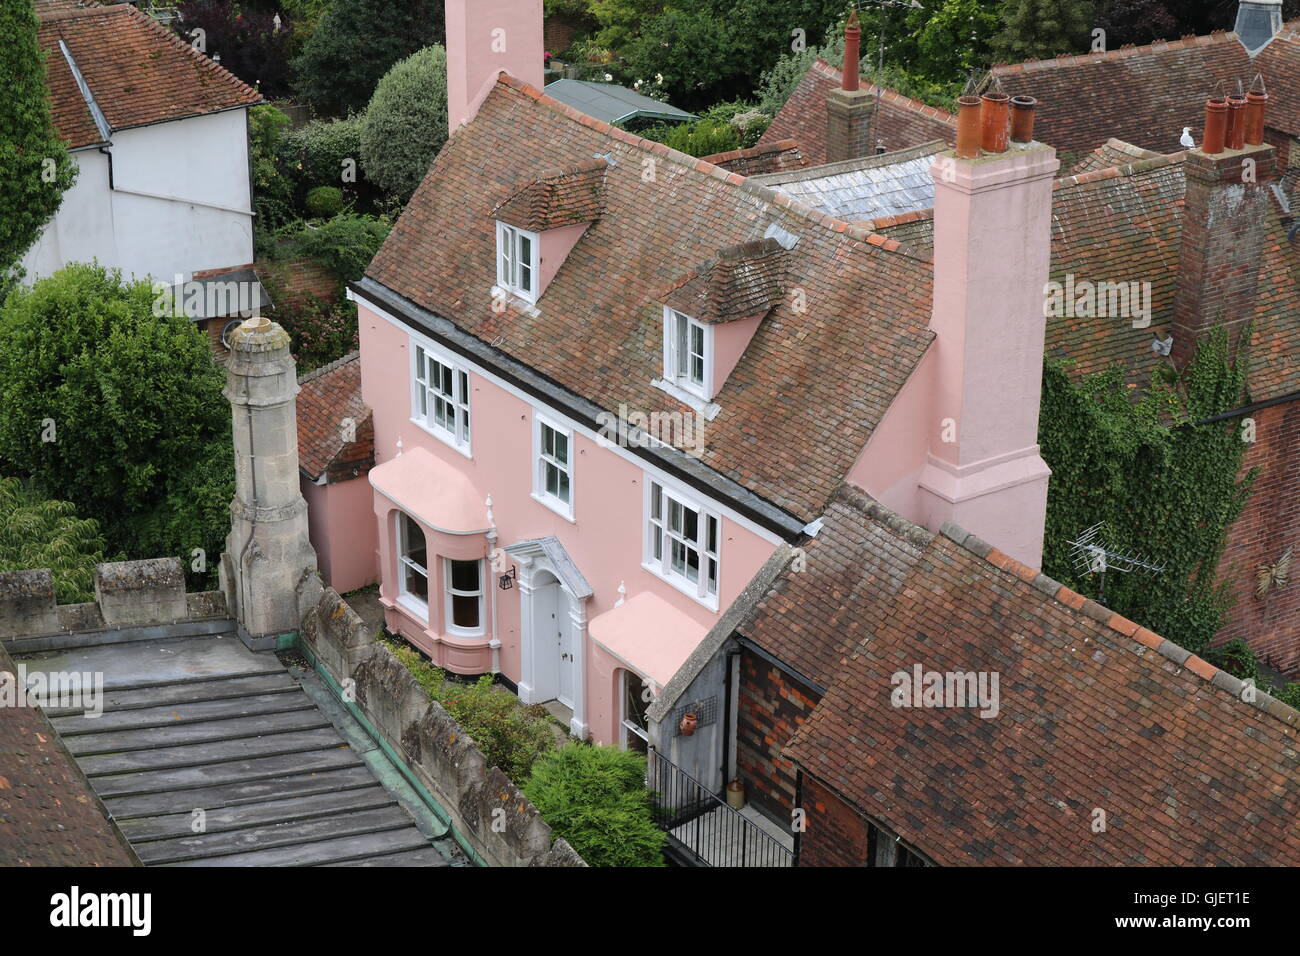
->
[1039, 328, 1256, 655]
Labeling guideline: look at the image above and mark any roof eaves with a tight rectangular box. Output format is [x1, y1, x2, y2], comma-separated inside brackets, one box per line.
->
[57, 37, 111, 142]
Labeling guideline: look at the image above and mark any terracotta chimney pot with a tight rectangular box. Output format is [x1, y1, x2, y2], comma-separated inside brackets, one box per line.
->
[956, 95, 981, 158]
[1244, 91, 1268, 146]
[980, 92, 1010, 154]
[1202, 97, 1228, 155]
[1010, 95, 1037, 144]
[1225, 93, 1248, 150]
[843, 8, 861, 92]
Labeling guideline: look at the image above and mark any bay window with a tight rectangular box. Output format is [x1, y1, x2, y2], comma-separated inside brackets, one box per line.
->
[397, 512, 429, 615]
[444, 558, 484, 636]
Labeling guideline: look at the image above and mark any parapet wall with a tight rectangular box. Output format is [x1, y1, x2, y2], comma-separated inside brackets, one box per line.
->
[0, 558, 227, 646]
[297, 579, 585, 868]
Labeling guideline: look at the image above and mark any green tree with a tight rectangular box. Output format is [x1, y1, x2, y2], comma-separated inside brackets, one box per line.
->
[359, 45, 449, 203]
[0, 0, 77, 285]
[523, 744, 666, 867]
[994, 0, 1097, 62]
[0, 478, 107, 604]
[293, 0, 442, 116]
[0, 265, 233, 584]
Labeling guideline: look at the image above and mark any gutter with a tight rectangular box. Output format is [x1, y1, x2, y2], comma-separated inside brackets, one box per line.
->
[350, 277, 808, 540]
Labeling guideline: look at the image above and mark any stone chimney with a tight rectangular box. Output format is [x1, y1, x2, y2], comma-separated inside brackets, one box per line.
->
[1171, 94, 1277, 368]
[918, 95, 1059, 569]
[220, 317, 317, 649]
[1235, 0, 1285, 56]
[446, 0, 545, 130]
[825, 10, 876, 162]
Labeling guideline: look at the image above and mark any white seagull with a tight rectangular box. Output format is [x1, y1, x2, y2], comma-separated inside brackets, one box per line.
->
[1179, 127, 1196, 149]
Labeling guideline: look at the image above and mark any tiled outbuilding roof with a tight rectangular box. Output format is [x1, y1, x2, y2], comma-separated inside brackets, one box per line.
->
[751, 140, 945, 224]
[493, 158, 608, 231]
[991, 29, 1300, 155]
[701, 140, 808, 176]
[365, 74, 936, 523]
[759, 58, 957, 165]
[661, 238, 789, 326]
[0, 643, 135, 866]
[296, 352, 375, 484]
[1068, 138, 1162, 175]
[37, 1, 261, 150]
[782, 486, 1300, 866]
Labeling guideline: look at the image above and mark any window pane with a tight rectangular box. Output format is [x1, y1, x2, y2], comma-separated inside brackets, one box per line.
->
[416, 349, 426, 382]
[545, 461, 559, 497]
[449, 559, 479, 593]
[554, 431, 568, 466]
[451, 593, 480, 628]
[402, 516, 426, 567]
[675, 314, 687, 377]
[542, 425, 554, 457]
[682, 507, 698, 543]
[650, 483, 662, 520]
[707, 557, 717, 593]
[707, 515, 717, 553]
[624, 672, 650, 732]
[519, 235, 533, 291]
[404, 563, 428, 601]
[558, 470, 569, 503]
[668, 499, 682, 534]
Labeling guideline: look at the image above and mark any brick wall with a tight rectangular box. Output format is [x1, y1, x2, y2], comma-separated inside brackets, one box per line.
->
[1214, 398, 1300, 676]
[543, 16, 580, 55]
[797, 772, 870, 867]
[257, 256, 340, 313]
[735, 648, 822, 818]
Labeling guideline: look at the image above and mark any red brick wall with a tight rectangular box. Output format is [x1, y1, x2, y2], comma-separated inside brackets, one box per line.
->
[797, 772, 871, 867]
[1214, 399, 1300, 676]
[256, 256, 340, 314]
[735, 649, 822, 818]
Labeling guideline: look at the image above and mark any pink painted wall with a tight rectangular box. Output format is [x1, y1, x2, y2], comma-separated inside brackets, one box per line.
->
[538, 223, 589, 296]
[711, 314, 763, 397]
[302, 476, 380, 594]
[849, 346, 937, 521]
[446, 0, 545, 130]
[356, 300, 778, 745]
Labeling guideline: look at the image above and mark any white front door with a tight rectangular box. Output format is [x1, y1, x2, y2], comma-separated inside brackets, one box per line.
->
[557, 587, 574, 709]
[531, 573, 575, 708]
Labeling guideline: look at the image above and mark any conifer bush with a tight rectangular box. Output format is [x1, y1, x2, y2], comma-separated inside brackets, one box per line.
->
[359, 46, 449, 204]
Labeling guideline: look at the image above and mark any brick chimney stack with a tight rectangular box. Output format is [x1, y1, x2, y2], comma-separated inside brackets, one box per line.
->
[220, 316, 318, 649]
[918, 95, 1058, 569]
[446, 0, 545, 130]
[825, 10, 876, 162]
[1171, 95, 1277, 367]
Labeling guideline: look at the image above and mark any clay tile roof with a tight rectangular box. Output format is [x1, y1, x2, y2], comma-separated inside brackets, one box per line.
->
[991, 29, 1300, 153]
[493, 157, 609, 231]
[365, 76, 936, 522]
[662, 238, 789, 325]
[37, 1, 261, 150]
[700, 139, 808, 176]
[296, 352, 375, 484]
[780, 486, 1300, 867]
[759, 58, 957, 165]
[1068, 138, 1162, 174]
[0, 642, 136, 866]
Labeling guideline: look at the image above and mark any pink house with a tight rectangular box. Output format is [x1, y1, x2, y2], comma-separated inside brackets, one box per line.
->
[329, 0, 1060, 748]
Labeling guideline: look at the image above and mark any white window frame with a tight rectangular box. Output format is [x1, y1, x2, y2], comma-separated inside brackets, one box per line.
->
[411, 341, 472, 456]
[643, 477, 720, 609]
[663, 307, 711, 400]
[496, 221, 540, 303]
[443, 557, 485, 637]
[532, 413, 575, 521]
[620, 669, 651, 752]
[396, 512, 429, 620]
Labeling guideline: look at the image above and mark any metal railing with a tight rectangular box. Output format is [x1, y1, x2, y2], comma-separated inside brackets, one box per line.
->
[646, 746, 793, 867]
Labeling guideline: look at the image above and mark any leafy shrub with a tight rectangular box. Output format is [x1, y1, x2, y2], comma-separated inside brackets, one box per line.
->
[360, 45, 449, 203]
[660, 118, 741, 157]
[1210, 638, 1259, 684]
[0, 478, 107, 603]
[278, 297, 359, 372]
[282, 213, 390, 282]
[384, 640, 557, 782]
[306, 185, 344, 218]
[281, 114, 365, 192]
[523, 744, 665, 867]
[250, 104, 298, 232]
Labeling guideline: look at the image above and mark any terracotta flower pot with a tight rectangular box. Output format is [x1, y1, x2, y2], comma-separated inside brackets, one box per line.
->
[679, 712, 698, 736]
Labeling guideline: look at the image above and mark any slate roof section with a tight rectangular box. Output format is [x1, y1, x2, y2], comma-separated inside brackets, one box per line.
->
[782, 487, 1300, 866]
[543, 78, 695, 125]
[37, 1, 262, 150]
[0, 642, 135, 867]
[991, 28, 1300, 155]
[365, 74, 936, 523]
[493, 158, 608, 231]
[661, 238, 789, 326]
[751, 140, 945, 224]
[759, 58, 957, 166]
[296, 352, 375, 484]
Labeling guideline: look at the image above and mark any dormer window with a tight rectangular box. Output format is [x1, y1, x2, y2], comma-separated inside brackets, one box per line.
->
[496, 222, 539, 302]
[664, 308, 710, 398]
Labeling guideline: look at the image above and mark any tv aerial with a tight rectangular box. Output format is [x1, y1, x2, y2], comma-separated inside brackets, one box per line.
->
[1067, 523, 1165, 605]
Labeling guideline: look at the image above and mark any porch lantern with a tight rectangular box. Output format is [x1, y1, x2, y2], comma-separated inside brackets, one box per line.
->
[498, 565, 516, 590]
